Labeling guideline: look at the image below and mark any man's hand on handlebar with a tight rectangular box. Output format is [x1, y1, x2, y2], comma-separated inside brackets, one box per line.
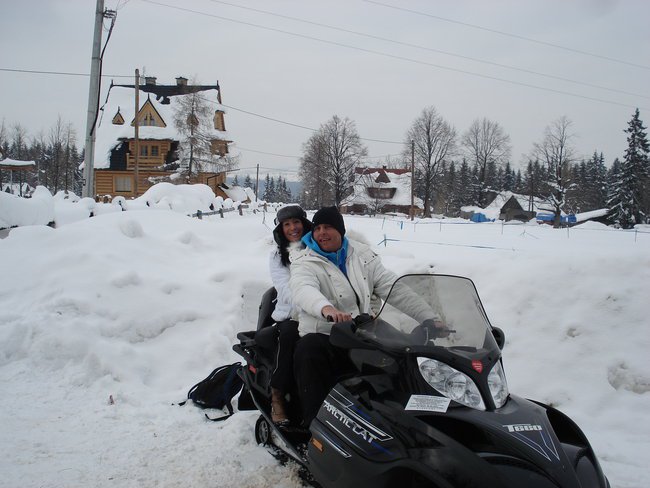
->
[322, 305, 352, 323]
[412, 318, 455, 343]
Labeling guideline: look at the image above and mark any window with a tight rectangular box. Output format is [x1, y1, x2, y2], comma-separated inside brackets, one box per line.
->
[214, 111, 226, 131]
[367, 187, 396, 199]
[140, 145, 148, 157]
[151, 145, 159, 157]
[114, 175, 133, 192]
[142, 113, 156, 126]
[212, 140, 229, 156]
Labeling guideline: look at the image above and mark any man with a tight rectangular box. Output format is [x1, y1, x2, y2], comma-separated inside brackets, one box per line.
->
[289, 206, 441, 425]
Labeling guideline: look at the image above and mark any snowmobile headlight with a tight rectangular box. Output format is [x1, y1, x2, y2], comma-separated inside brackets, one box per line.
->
[488, 360, 509, 408]
[417, 358, 485, 410]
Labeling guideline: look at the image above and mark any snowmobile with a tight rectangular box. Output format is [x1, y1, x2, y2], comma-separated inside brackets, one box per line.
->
[233, 274, 610, 488]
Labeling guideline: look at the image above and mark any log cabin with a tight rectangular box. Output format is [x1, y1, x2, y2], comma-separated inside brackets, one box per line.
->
[93, 76, 233, 199]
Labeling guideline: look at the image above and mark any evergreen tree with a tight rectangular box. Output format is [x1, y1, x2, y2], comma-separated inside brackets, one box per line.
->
[608, 109, 650, 227]
[243, 174, 253, 188]
[232, 174, 239, 186]
[514, 169, 523, 193]
[456, 159, 473, 208]
[585, 151, 608, 209]
[503, 162, 515, 191]
[445, 161, 460, 216]
[263, 173, 271, 201]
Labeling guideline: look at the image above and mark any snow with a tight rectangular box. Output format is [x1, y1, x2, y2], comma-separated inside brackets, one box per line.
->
[0, 157, 36, 167]
[1, 185, 649, 488]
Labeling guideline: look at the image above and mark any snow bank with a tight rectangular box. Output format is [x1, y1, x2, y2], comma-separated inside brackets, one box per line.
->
[0, 188, 649, 488]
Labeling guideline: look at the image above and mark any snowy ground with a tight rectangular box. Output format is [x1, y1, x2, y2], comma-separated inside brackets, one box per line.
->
[1, 187, 649, 488]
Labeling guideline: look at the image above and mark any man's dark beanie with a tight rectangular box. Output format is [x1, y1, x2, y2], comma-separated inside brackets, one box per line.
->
[312, 206, 346, 236]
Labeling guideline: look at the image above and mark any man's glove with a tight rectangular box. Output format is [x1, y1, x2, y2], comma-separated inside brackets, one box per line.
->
[412, 319, 452, 343]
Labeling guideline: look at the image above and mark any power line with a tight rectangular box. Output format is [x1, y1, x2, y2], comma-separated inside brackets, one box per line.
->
[364, 0, 650, 71]
[206, 0, 648, 100]
[0, 67, 130, 78]
[214, 98, 402, 144]
[236, 146, 300, 158]
[141, 0, 649, 111]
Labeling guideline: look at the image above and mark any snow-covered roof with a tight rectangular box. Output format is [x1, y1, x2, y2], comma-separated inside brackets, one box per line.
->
[462, 191, 550, 220]
[342, 167, 423, 208]
[0, 158, 36, 167]
[93, 81, 230, 169]
[575, 208, 609, 222]
[220, 185, 256, 203]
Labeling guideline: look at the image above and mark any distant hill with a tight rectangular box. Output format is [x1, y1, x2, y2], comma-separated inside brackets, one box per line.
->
[226, 176, 302, 203]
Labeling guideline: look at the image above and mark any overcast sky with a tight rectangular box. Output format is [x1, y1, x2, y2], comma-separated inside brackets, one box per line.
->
[1, 0, 649, 179]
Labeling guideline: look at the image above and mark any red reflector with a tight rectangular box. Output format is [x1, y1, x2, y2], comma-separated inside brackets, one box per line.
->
[472, 360, 483, 373]
[248, 364, 257, 374]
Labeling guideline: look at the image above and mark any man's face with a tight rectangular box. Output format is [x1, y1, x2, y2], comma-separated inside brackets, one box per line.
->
[313, 223, 342, 253]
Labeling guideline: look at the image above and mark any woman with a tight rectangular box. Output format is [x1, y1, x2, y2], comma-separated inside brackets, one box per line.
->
[268, 204, 312, 424]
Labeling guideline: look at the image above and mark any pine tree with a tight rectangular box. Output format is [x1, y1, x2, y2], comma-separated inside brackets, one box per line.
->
[232, 174, 239, 186]
[586, 151, 608, 209]
[456, 159, 473, 208]
[608, 109, 650, 228]
[263, 173, 271, 201]
[503, 162, 515, 191]
[244, 174, 253, 188]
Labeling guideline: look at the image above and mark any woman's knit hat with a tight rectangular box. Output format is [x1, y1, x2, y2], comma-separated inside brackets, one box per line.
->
[273, 205, 312, 247]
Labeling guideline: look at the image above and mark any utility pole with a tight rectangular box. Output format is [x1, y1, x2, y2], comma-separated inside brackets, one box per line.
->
[254, 163, 260, 201]
[134, 69, 140, 197]
[410, 139, 415, 221]
[82, 0, 105, 199]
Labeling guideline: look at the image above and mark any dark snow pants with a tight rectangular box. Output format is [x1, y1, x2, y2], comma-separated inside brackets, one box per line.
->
[270, 320, 299, 393]
[293, 332, 355, 426]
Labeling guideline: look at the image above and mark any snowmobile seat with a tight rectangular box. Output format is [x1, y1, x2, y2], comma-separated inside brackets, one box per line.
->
[254, 287, 279, 351]
[256, 287, 277, 331]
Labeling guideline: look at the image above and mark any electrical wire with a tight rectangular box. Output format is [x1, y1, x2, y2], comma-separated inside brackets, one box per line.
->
[0, 67, 130, 78]
[205, 0, 648, 100]
[364, 0, 650, 71]
[140, 0, 649, 111]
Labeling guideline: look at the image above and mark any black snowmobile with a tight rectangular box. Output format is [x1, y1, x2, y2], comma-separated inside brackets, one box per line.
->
[233, 274, 610, 488]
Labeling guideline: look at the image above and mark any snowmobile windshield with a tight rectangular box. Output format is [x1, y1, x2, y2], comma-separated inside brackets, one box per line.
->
[358, 274, 499, 355]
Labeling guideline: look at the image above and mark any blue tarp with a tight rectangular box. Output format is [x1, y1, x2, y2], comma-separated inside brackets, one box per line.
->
[470, 213, 491, 223]
[536, 213, 576, 224]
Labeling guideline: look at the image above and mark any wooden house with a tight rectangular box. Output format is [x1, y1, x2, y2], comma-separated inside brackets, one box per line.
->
[93, 76, 232, 199]
[498, 195, 536, 222]
[341, 166, 423, 216]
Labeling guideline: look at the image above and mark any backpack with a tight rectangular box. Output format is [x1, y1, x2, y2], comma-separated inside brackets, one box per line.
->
[180, 362, 244, 422]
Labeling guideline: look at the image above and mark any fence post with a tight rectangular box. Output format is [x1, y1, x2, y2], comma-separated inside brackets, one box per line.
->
[400, 221, 404, 230]
[382, 217, 386, 230]
[384, 234, 387, 247]
[197, 210, 202, 220]
[219, 208, 224, 218]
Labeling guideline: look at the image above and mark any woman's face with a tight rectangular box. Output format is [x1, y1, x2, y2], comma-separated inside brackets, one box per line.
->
[282, 218, 304, 242]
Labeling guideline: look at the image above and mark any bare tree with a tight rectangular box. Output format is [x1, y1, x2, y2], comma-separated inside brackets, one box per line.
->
[173, 90, 212, 178]
[532, 116, 577, 228]
[299, 115, 367, 207]
[404, 107, 456, 217]
[299, 131, 331, 208]
[461, 118, 511, 206]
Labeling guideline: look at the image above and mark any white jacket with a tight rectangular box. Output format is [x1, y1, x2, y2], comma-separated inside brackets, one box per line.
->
[290, 239, 434, 336]
[269, 249, 296, 322]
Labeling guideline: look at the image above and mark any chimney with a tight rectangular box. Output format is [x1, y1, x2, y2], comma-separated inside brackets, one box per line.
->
[145, 76, 157, 86]
[176, 76, 188, 86]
